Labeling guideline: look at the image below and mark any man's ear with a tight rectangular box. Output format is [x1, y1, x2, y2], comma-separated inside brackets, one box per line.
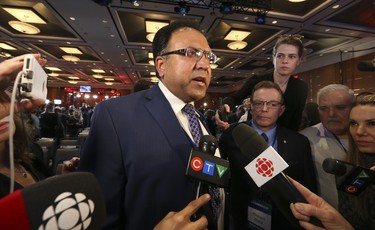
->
[155, 56, 165, 78]
[278, 105, 286, 117]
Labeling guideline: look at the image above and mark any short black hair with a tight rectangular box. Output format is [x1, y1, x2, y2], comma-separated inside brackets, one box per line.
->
[152, 20, 201, 78]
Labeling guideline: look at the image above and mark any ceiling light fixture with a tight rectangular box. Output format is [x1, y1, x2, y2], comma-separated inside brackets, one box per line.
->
[224, 30, 251, 41]
[146, 33, 155, 42]
[68, 80, 78, 84]
[145, 20, 169, 42]
[210, 63, 218, 69]
[0, 52, 12, 58]
[131, 0, 140, 7]
[225, 29, 250, 50]
[93, 74, 103, 79]
[0, 43, 16, 50]
[60, 47, 83, 54]
[174, 2, 190, 16]
[62, 55, 80, 62]
[288, 0, 306, 2]
[105, 82, 114, 85]
[3, 7, 46, 24]
[48, 72, 59, 77]
[92, 69, 106, 73]
[227, 41, 248, 50]
[8, 21, 40, 34]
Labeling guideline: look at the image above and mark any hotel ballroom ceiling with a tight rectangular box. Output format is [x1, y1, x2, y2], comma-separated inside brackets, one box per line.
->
[0, 0, 374, 93]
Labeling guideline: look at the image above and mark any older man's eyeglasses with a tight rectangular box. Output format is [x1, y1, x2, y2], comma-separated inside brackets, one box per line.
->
[161, 47, 218, 64]
[252, 100, 282, 109]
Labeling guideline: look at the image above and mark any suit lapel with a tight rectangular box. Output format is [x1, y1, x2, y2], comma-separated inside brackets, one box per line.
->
[276, 126, 287, 157]
[144, 86, 193, 153]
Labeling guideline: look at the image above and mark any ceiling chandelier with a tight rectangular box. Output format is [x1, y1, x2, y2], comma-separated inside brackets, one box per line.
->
[227, 41, 248, 50]
[8, 21, 40, 34]
[62, 55, 80, 62]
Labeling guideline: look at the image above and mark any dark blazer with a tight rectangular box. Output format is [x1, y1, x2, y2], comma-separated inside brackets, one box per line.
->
[78, 85, 216, 229]
[223, 72, 308, 131]
[219, 122, 317, 230]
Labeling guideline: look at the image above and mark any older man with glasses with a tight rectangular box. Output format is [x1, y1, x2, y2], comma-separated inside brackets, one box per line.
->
[300, 84, 356, 210]
[219, 80, 317, 230]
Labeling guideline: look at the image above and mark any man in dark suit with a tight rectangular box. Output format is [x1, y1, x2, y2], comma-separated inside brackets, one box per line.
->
[219, 81, 317, 230]
[78, 21, 222, 229]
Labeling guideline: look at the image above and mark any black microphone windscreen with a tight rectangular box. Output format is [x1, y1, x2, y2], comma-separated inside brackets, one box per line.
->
[232, 123, 269, 161]
[23, 172, 105, 230]
[199, 135, 217, 155]
[322, 158, 347, 175]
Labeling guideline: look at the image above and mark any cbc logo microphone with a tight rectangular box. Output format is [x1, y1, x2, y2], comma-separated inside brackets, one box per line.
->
[39, 192, 95, 230]
[256, 158, 275, 177]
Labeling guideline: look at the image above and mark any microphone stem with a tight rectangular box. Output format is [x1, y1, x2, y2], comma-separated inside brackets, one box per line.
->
[196, 182, 201, 199]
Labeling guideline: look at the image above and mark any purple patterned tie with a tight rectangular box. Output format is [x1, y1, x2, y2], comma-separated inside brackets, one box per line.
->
[183, 104, 201, 147]
[183, 104, 221, 220]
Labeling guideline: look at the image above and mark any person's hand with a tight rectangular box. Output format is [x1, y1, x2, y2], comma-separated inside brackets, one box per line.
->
[0, 54, 47, 118]
[0, 54, 46, 83]
[154, 194, 210, 230]
[214, 104, 230, 130]
[289, 177, 354, 230]
[62, 157, 80, 174]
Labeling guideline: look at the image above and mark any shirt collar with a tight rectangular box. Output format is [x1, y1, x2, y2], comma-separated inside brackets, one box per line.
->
[251, 121, 277, 143]
[158, 81, 194, 114]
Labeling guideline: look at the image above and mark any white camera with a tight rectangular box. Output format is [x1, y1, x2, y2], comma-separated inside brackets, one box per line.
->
[20, 55, 48, 100]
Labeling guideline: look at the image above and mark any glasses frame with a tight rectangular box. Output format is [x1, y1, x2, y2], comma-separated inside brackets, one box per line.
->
[161, 47, 217, 64]
[251, 100, 282, 109]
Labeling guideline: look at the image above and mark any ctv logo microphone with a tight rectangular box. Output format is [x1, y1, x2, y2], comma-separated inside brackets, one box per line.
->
[186, 150, 230, 188]
[340, 168, 374, 195]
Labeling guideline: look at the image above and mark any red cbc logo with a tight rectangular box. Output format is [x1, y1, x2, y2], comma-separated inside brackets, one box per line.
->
[256, 158, 274, 177]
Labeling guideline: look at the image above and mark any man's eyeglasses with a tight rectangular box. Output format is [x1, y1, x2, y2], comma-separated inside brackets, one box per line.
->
[161, 47, 218, 64]
[252, 100, 282, 109]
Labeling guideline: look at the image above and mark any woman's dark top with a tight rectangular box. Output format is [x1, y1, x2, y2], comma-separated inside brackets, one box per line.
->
[0, 162, 47, 199]
[223, 72, 308, 131]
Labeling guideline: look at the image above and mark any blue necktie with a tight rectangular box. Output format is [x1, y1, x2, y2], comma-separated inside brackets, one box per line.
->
[183, 104, 202, 147]
[183, 104, 222, 220]
[261, 133, 268, 144]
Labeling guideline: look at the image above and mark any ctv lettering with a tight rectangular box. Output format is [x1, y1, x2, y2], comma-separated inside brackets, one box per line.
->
[203, 161, 215, 176]
[345, 185, 358, 193]
[191, 157, 203, 171]
[351, 178, 365, 187]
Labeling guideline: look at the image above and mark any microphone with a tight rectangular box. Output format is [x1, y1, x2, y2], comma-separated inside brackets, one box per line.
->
[323, 158, 375, 195]
[0, 172, 106, 230]
[186, 135, 230, 220]
[228, 123, 323, 229]
[186, 135, 230, 188]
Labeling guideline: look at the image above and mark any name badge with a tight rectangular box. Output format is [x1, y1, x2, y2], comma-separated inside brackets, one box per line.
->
[247, 199, 272, 230]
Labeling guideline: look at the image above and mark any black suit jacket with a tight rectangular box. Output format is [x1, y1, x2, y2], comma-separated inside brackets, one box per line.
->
[223, 73, 308, 131]
[219, 122, 317, 230]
